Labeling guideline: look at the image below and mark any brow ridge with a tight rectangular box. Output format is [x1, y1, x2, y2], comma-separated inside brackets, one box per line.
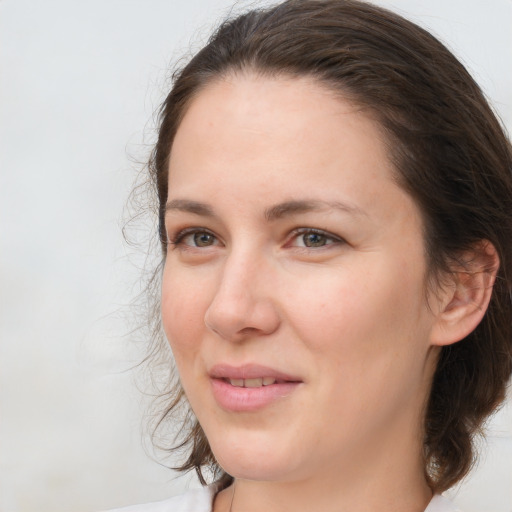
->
[264, 199, 364, 221]
[165, 199, 216, 217]
[164, 198, 364, 221]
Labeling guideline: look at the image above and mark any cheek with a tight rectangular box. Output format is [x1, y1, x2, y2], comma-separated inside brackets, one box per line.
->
[286, 256, 429, 362]
[161, 265, 210, 356]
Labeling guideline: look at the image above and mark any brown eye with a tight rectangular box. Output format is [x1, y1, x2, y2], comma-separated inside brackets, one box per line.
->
[302, 232, 328, 247]
[193, 232, 216, 247]
[288, 228, 343, 250]
[169, 228, 220, 249]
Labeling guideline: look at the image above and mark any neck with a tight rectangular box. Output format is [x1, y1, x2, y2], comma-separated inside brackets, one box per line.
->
[224, 471, 431, 512]
[217, 469, 431, 512]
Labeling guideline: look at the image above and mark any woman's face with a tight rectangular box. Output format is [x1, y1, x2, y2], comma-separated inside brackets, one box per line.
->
[162, 75, 441, 483]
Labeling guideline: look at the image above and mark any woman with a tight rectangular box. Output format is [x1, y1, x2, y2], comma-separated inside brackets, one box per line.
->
[111, 0, 512, 510]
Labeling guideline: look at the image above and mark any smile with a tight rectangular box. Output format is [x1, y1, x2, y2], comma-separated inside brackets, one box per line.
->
[209, 364, 303, 412]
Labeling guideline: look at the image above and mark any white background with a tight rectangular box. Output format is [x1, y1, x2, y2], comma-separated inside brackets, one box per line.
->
[1, 1, 511, 511]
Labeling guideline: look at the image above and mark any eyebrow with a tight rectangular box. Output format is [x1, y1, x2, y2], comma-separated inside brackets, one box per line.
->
[263, 199, 366, 221]
[165, 199, 217, 217]
[164, 198, 365, 220]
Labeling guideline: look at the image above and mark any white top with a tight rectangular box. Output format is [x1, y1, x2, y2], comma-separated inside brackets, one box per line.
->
[104, 486, 216, 512]
[426, 495, 462, 512]
[105, 486, 462, 512]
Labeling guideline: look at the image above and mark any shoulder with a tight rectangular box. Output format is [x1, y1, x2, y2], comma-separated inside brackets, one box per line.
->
[425, 494, 463, 512]
[102, 485, 216, 512]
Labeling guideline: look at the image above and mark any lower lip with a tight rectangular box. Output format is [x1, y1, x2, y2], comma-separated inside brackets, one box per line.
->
[210, 378, 301, 412]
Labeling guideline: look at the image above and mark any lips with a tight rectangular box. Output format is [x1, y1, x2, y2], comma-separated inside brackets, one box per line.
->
[209, 364, 303, 412]
[209, 363, 301, 382]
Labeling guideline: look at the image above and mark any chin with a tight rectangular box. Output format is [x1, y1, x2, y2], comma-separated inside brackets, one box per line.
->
[210, 434, 300, 482]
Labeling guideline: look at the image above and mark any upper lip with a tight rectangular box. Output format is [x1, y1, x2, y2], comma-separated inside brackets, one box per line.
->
[209, 364, 302, 382]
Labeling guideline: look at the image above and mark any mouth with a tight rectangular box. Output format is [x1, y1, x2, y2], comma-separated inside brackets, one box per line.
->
[209, 364, 303, 412]
[223, 377, 289, 387]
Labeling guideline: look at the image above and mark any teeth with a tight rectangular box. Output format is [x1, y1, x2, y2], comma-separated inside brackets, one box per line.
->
[228, 377, 278, 387]
[244, 378, 263, 388]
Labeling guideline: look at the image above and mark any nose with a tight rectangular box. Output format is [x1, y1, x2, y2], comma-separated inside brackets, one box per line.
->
[204, 251, 281, 342]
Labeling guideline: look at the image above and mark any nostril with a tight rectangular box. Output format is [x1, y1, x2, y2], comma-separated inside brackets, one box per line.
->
[204, 298, 280, 341]
[239, 326, 262, 335]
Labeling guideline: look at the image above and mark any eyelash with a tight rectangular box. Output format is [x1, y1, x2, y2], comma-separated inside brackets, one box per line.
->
[288, 228, 343, 248]
[168, 227, 219, 248]
[167, 227, 344, 250]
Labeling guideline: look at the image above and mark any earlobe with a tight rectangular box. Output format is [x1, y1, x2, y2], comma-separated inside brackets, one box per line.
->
[430, 241, 499, 347]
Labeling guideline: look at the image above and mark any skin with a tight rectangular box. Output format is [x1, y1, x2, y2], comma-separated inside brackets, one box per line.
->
[160, 74, 488, 512]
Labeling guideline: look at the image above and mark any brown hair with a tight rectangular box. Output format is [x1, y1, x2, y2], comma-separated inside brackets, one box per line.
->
[146, 0, 512, 493]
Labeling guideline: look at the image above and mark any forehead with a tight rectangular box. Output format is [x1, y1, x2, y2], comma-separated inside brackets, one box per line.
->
[170, 75, 390, 182]
[169, 73, 400, 203]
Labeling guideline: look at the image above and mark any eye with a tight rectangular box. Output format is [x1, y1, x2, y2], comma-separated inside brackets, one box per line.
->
[301, 232, 329, 248]
[190, 231, 216, 247]
[169, 228, 220, 248]
[290, 228, 342, 248]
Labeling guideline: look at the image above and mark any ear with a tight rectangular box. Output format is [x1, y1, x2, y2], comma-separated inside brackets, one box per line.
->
[430, 240, 499, 347]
